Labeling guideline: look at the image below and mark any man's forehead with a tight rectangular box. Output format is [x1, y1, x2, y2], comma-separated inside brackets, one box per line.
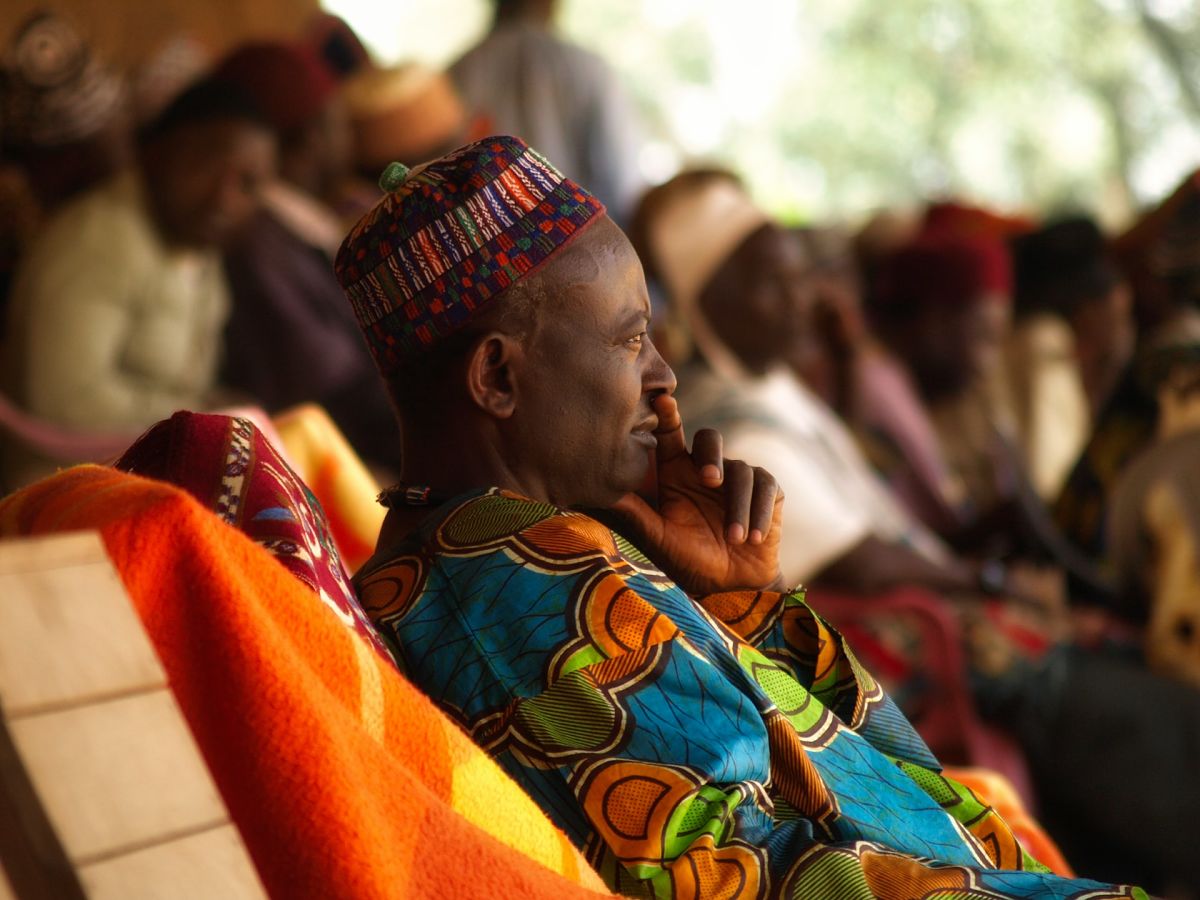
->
[539, 221, 650, 326]
[540, 218, 631, 285]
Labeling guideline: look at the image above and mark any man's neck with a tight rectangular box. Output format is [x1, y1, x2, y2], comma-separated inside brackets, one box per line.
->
[399, 423, 550, 505]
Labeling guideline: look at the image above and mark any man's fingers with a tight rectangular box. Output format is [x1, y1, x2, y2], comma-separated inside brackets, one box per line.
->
[722, 460, 754, 544]
[691, 429, 723, 486]
[650, 394, 687, 461]
[747, 468, 780, 544]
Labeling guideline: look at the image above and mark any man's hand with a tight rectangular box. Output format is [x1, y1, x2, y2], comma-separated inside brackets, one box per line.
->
[610, 394, 785, 596]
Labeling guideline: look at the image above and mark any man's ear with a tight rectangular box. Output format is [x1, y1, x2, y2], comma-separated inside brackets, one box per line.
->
[465, 332, 522, 419]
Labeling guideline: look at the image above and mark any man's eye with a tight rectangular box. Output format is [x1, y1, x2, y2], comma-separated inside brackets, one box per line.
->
[626, 332, 646, 347]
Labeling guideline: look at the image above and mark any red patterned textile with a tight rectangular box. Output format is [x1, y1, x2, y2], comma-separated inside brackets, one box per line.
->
[115, 410, 391, 661]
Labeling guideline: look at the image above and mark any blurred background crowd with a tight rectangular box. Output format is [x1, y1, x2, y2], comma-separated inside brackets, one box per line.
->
[2, 0, 1199, 895]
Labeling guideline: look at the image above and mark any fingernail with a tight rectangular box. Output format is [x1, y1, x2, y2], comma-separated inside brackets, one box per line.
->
[749, 528, 763, 544]
[701, 465, 721, 483]
[727, 523, 745, 543]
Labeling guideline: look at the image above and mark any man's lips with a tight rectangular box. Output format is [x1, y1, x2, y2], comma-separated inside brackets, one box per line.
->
[632, 416, 659, 447]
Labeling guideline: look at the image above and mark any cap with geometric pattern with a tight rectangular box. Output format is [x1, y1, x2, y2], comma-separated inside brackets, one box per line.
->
[333, 135, 606, 377]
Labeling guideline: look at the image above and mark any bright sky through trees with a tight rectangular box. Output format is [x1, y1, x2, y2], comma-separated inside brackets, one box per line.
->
[326, 0, 1200, 225]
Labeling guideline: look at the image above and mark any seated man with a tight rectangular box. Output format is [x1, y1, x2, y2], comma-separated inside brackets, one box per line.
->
[633, 170, 1001, 598]
[3, 76, 275, 486]
[335, 136, 1143, 898]
[213, 42, 400, 468]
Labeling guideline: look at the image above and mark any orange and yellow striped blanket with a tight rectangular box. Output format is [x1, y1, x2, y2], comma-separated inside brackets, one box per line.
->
[0, 465, 614, 900]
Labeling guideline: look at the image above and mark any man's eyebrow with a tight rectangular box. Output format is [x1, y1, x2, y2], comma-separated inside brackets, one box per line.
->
[616, 307, 651, 330]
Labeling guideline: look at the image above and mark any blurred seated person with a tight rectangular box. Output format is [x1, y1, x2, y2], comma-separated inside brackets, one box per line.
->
[1108, 319, 1200, 688]
[778, 225, 965, 533]
[343, 63, 473, 183]
[214, 42, 399, 469]
[336, 135, 1142, 899]
[869, 235, 1106, 589]
[1013, 217, 1134, 420]
[782, 219, 968, 540]
[908, 203, 1071, 506]
[1056, 171, 1200, 572]
[633, 170, 1012, 598]
[784, 224, 869, 418]
[1009, 218, 1133, 499]
[869, 235, 1016, 533]
[1, 77, 275, 487]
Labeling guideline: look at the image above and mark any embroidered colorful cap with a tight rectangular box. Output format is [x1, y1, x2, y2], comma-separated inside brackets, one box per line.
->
[333, 135, 606, 377]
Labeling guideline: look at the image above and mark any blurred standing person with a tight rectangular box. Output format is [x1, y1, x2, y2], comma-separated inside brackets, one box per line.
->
[2, 78, 276, 487]
[450, 0, 644, 225]
[214, 42, 400, 469]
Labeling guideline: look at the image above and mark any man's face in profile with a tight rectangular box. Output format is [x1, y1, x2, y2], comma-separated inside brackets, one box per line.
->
[508, 216, 676, 509]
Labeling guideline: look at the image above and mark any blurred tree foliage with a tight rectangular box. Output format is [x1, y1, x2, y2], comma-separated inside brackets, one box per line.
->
[559, 0, 1200, 224]
[335, 0, 1200, 224]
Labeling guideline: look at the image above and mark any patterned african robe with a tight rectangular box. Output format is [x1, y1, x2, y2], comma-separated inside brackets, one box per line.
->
[355, 488, 1145, 899]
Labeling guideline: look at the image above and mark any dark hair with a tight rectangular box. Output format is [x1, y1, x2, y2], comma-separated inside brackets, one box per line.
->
[138, 77, 269, 146]
[1011, 216, 1120, 318]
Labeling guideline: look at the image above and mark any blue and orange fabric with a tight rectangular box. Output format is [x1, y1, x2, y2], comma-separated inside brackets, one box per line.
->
[355, 488, 1147, 898]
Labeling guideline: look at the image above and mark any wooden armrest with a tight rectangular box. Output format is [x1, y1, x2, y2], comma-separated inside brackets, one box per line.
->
[0, 532, 266, 899]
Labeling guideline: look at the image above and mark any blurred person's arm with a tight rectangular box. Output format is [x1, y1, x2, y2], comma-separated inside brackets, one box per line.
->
[817, 534, 980, 596]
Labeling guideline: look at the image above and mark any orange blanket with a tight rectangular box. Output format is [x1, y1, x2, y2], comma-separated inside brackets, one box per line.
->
[0, 466, 613, 900]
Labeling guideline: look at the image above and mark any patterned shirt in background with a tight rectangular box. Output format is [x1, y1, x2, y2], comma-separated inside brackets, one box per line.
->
[355, 488, 1145, 898]
[1053, 367, 1157, 581]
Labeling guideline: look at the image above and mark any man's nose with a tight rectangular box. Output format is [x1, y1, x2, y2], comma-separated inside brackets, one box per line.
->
[643, 336, 677, 397]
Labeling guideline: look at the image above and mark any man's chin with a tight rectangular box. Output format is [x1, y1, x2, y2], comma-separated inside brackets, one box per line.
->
[629, 453, 656, 501]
